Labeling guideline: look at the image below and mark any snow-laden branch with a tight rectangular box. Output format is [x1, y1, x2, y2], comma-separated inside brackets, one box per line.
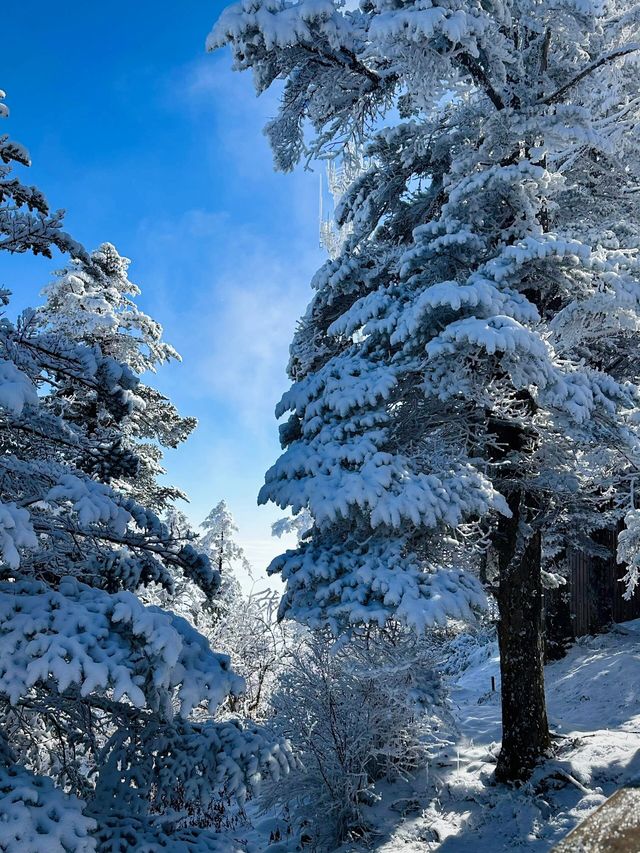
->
[539, 42, 640, 105]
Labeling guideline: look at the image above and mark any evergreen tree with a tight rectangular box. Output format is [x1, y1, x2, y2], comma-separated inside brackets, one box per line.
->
[212, 0, 640, 781]
[201, 500, 252, 579]
[0, 91, 291, 850]
[35, 242, 197, 512]
[0, 91, 83, 259]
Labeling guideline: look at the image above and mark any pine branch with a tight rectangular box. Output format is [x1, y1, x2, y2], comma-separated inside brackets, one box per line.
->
[456, 52, 505, 111]
[539, 42, 640, 105]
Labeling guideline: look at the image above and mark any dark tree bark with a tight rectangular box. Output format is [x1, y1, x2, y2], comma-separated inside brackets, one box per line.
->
[493, 490, 551, 783]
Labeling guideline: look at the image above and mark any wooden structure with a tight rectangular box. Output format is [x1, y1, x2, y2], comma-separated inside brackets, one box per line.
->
[566, 547, 640, 636]
[553, 788, 640, 852]
[544, 531, 640, 659]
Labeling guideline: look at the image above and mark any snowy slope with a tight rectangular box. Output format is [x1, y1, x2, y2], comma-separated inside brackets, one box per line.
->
[340, 620, 640, 852]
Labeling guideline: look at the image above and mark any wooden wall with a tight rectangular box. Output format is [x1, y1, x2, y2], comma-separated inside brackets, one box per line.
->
[547, 536, 640, 641]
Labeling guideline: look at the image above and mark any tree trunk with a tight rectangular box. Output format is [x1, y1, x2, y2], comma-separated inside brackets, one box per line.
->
[494, 491, 551, 783]
[590, 527, 615, 634]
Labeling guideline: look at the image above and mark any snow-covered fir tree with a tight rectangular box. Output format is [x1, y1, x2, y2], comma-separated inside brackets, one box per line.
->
[200, 500, 252, 578]
[212, 0, 640, 780]
[0, 92, 292, 851]
[35, 242, 197, 512]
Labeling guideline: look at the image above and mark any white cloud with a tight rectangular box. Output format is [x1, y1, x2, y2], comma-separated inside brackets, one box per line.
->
[169, 54, 282, 179]
[196, 255, 311, 429]
[137, 207, 320, 434]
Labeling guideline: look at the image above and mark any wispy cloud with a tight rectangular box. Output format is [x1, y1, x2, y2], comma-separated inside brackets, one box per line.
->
[132, 49, 325, 583]
[168, 54, 281, 179]
[137, 207, 320, 434]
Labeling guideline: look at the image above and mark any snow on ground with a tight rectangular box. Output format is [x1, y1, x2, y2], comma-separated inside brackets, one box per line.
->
[341, 620, 640, 852]
[218, 620, 640, 852]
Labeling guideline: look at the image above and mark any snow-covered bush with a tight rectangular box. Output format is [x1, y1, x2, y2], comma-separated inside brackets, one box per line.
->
[0, 763, 96, 853]
[210, 586, 297, 719]
[439, 624, 498, 680]
[148, 503, 297, 721]
[262, 629, 443, 849]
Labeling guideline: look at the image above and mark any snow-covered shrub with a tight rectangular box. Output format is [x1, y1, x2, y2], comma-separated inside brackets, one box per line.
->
[210, 586, 298, 720]
[262, 629, 444, 850]
[197, 503, 296, 719]
[439, 624, 498, 679]
[148, 504, 297, 722]
[0, 764, 96, 853]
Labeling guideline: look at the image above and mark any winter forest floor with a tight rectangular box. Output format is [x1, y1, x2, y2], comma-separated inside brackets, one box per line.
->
[342, 619, 640, 853]
[229, 619, 640, 853]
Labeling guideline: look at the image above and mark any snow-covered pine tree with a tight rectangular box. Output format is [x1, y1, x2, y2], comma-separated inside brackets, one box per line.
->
[0, 91, 83, 259]
[0, 91, 292, 850]
[211, 0, 640, 780]
[35, 242, 197, 512]
[145, 503, 246, 653]
[201, 500, 252, 579]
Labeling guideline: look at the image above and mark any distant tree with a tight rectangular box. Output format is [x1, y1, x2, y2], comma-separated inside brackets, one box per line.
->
[164, 506, 194, 539]
[212, 0, 640, 782]
[200, 500, 252, 578]
[271, 509, 312, 544]
[144, 504, 295, 721]
[195, 503, 295, 719]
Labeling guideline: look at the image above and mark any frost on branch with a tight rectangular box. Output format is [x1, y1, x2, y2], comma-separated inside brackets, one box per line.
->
[0, 360, 38, 415]
[0, 502, 37, 570]
[617, 510, 640, 601]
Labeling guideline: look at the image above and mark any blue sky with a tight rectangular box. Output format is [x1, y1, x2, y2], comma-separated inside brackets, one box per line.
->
[3, 2, 325, 585]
